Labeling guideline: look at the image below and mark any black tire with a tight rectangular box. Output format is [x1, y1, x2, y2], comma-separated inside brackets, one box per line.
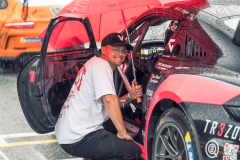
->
[152, 108, 198, 160]
[8, 61, 14, 72]
[2, 60, 8, 69]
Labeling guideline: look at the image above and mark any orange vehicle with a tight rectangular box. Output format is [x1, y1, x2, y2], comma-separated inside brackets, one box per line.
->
[0, 0, 71, 70]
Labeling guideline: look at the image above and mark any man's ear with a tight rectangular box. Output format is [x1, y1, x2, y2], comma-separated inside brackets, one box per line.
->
[101, 46, 106, 55]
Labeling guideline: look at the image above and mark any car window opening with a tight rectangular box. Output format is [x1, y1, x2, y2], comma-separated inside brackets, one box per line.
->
[184, 34, 188, 56]
[196, 42, 198, 56]
[204, 51, 206, 57]
[200, 46, 202, 57]
[132, 18, 172, 62]
[192, 39, 195, 56]
[188, 37, 191, 56]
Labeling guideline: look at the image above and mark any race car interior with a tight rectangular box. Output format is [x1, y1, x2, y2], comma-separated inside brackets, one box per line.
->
[43, 15, 175, 141]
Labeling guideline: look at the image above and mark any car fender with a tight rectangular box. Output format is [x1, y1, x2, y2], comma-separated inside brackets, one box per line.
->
[144, 74, 240, 159]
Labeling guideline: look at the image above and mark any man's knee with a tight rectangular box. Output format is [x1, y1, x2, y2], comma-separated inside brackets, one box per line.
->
[126, 143, 142, 160]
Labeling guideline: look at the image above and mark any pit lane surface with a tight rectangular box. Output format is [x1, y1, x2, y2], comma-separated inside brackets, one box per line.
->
[0, 71, 82, 160]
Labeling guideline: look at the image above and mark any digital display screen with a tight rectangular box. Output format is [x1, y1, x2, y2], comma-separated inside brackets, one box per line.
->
[139, 47, 164, 55]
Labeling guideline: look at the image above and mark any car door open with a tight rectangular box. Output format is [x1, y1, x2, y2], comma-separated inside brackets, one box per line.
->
[17, 17, 98, 134]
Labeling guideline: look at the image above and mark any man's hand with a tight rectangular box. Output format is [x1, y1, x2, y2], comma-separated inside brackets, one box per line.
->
[117, 132, 134, 141]
[129, 79, 143, 100]
[102, 94, 134, 141]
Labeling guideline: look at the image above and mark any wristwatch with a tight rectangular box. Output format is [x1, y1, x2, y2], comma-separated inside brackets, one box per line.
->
[126, 93, 131, 102]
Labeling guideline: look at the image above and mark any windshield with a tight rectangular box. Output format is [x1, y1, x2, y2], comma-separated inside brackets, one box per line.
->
[18, 0, 73, 6]
[144, 21, 171, 41]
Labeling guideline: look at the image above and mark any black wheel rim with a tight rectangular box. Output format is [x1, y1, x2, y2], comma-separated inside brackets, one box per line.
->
[153, 123, 188, 160]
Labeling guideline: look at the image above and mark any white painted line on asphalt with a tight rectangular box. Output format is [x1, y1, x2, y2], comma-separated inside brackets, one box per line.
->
[32, 147, 47, 160]
[60, 158, 83, 160]
[0, 132, 56, 145]
[0, 150, 9, 160]
[0, 131, 55, 139]
[0, 138, 7, 144]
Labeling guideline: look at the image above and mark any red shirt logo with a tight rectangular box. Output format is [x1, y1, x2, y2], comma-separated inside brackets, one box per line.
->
[74, 65, 86, 91]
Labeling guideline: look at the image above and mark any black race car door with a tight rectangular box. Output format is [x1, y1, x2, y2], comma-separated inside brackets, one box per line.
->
[17, 17, 98, 134]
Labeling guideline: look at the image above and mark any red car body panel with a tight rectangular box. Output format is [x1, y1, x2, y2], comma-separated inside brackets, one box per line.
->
[143, 74, 240, 159]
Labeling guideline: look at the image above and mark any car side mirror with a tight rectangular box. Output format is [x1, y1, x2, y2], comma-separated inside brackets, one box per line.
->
[233, 20, 240, 47]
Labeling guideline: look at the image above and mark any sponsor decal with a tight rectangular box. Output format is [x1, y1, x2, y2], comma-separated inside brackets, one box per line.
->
[162, 55, 171, 58]
[168, 39, 176, 53]
[204, 120, 240, 141]
[75, 65, 86, 91]
[145, 107, 148, 119]
[20, 37, 43, 43]
[155, 62, 172, 71]
[223, 143, 239, 160]
[150, 79, 158, 83]
[29, 71, 36, 83]
[50, 7, 63, 16]
[156, 62, 172, 69]
[146, 89, 153, 100]
[173, 6, 190, 14]
[147, 97, 152, 101]
[185, 132, 194, 160]
[117, 35, 124, 41]
[156, 67, 167, 70]
[175, 66, 190, 69]
[148, 47, 164, 54]
[151, 74, 160, 79]
[205, 140, 219, 158]
[142, 129, 145, 145]
[59, 114, 62, 118]
[142, 129, 145, 137]
[159, 117, 164, 125]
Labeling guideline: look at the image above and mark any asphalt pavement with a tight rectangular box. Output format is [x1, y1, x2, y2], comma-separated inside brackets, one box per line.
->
[0, 70, 82, 160]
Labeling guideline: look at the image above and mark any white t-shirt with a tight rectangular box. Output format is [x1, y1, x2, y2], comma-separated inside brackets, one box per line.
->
[55, 56, 116, 144]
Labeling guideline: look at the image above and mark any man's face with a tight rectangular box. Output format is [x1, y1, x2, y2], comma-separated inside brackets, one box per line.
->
[102, 45, 127, 69]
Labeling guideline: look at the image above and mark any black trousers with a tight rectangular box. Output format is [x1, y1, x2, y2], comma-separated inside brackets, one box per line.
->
[60, 129, 141, 160]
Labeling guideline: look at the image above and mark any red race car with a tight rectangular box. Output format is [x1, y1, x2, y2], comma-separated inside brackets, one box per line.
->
[17, 0, 240, 159]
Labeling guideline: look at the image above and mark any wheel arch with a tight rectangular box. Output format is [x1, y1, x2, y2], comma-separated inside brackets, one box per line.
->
[145, 97, 196, 160]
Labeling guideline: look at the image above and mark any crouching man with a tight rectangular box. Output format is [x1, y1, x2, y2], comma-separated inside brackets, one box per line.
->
[55, 33, 143, 160]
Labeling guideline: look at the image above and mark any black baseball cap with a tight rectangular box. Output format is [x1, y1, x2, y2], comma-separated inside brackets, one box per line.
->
[101, 33, 133, 50]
